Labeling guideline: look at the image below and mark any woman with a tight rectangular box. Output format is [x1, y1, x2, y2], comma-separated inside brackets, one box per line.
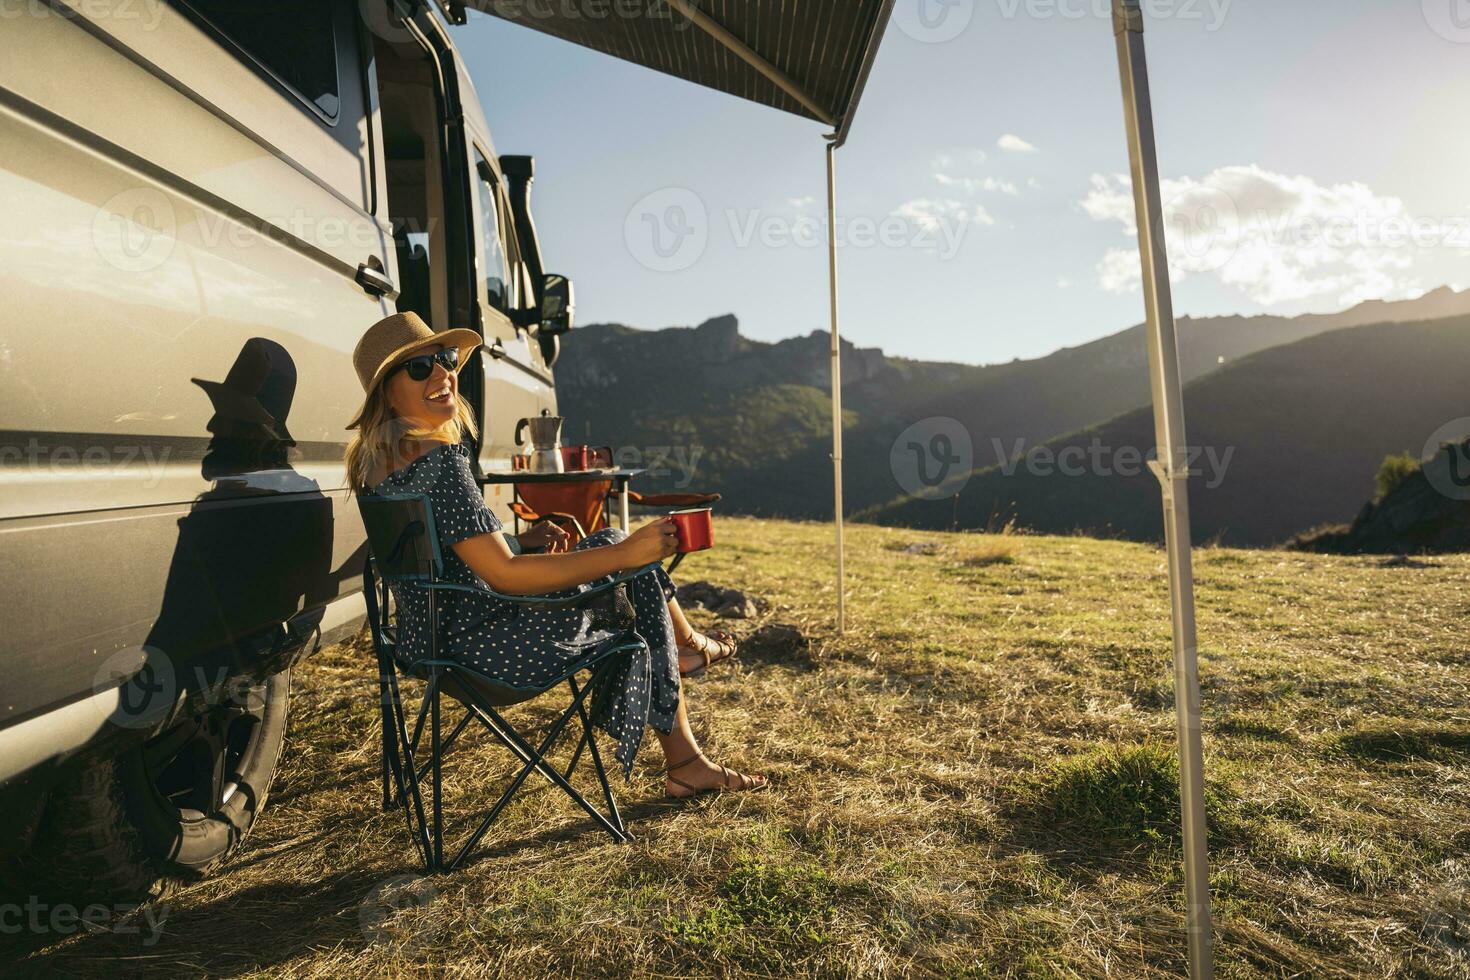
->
[345, 312, 764, 797]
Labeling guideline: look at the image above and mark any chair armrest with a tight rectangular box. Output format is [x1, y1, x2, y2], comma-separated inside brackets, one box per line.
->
[424, 561, 661, 612]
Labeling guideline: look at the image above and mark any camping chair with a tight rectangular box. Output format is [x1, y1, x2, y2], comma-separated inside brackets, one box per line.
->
[513, 446, 722, 545]
[358, 493, 660, 872]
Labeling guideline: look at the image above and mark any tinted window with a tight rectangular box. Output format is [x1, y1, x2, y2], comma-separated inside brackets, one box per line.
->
[173, 1, 340, 119]
[474, 151, 515, 313]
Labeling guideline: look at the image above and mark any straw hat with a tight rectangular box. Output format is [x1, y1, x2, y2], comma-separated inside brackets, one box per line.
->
[347, 312, 481, 429]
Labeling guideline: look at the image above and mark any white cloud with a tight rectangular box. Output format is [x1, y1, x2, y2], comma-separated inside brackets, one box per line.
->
[932, 149, 988, 170]
[787, 195, 815, 210]
[893, 198, 993, 232]
[1081, 165, 1470, 305]
[934, 173, 1019, 196]
[998, 134, 1037, 153]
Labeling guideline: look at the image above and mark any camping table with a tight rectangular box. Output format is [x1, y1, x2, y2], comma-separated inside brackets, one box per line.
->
[477, 467, 646, 534]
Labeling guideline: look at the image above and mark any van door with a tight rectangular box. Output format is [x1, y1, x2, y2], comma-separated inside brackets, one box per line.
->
[468, 144, 550, 468]
[0, 0, 383, 732]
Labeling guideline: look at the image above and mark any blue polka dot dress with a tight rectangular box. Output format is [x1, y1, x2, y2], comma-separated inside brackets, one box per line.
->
[366, 442, 680, 776]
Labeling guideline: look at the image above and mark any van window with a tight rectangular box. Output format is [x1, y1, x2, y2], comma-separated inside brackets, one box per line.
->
[171, 0, 340, 120]
[474, 151, 515, 314]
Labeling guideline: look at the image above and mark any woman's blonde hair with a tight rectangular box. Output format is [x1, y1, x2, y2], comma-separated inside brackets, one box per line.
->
[345, 377, 478, 493]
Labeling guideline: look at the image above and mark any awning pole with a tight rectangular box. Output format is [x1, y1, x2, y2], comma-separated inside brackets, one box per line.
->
[826, 140, 846, 634]
[1111, 1, 1212, 976]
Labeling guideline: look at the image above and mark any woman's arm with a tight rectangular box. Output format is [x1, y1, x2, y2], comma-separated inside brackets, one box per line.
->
[451, 517, 678, 595]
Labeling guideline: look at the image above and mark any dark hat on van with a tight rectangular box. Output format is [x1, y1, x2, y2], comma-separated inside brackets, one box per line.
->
[192, 337, 297, 445]
[347, 311, 481, 430]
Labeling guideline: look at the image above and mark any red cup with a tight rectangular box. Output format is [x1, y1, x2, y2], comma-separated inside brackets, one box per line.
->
[559, 445, 589, 470]
[668, 508, 714, 553]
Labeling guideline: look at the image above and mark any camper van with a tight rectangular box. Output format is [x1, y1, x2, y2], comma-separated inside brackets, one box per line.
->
[0, 1, 571, 900]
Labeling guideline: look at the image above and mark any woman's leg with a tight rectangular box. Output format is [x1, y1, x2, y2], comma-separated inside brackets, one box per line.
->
[667, 599, 738, 676]
[654, 677, 767, 796]
[574, 526, 763, 791]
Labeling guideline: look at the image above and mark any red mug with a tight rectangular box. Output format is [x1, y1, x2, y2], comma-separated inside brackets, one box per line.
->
[559, 444, 590, 470]
[668, 508, 714, 553]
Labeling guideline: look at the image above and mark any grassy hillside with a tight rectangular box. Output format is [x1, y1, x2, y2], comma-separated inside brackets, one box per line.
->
[18, 519, 1470, 976]
[556, 289, 1470, 529]
[872, 314, 1470, 546]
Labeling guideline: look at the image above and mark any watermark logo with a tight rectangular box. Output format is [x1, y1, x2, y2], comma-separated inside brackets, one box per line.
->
[0, 898, 167, 945]
[92, 187, 175, 274]
[1165, 184, 1239, 273]
[358, 875, 447, 950]
[995, 0, 1231, 31]
[607, 444, 704, 488]
[1423, 0, 1470, 42]
[358, 0, 420, 43]
[894, 0, 975, 43]
[91, 646, 177, 731]
[993, 436, 1235, 488]
[625, 187, 708, 272]
[1421, 417, 1470, 501]
[0, 0, 168, 29]
[730, 206, 974, 260]
[1423, 875, 1470, 956]
[891, 417, 974, 499]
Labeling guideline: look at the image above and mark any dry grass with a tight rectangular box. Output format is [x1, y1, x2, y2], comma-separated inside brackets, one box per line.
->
[16, 518, 1470, 977]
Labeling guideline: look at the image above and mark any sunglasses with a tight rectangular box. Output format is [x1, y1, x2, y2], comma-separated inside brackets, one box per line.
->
[390, 347, 460, 382]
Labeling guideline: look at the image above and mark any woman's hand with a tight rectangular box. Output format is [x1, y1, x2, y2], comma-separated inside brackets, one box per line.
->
[618, 517, 679, 567]
[517, 520, 571, 554]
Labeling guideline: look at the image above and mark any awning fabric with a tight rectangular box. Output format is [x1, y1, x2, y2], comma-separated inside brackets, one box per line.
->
[463, 0, 891, 132]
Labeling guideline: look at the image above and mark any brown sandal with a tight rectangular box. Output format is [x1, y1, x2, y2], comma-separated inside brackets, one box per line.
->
[662, 754, 769, 799]
[678, 629, 739, 678]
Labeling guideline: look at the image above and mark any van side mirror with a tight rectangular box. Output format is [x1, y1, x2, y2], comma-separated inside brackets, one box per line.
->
[540, 273, 574, 336]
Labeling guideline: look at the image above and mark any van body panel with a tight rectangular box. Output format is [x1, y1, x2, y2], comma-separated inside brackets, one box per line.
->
[0, 4, 382, 743]
[0, 0, 560, 805]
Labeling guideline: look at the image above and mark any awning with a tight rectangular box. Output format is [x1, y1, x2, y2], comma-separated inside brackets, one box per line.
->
[457, 0, 893, 143]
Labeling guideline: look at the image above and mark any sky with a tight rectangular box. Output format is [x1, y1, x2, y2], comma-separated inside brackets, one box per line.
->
[452, 0, 1470, 366]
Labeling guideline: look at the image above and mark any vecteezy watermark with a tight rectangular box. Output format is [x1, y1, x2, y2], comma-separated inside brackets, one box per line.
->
[624, 189, 977, 271]
[728, 206, 974, 261]
[1164, 184, 1240, 274]
[625, 187, 709, 272]
[481, 0, 694, 25]
[0, 897, 168, 946]
[1423, 0, 1470, 43]
[90, 645, 271, 731]
[1423, 874, 1470, 956]
[0, 0, 167, 29]
[994, 0, 1232, 31]
[893, 0, 975, 43]
[0, 438, 175, 488]
[607, 444, 704, 488]
[359, 875, 447, 951]
[1421, 417, 1470, 501]
[891, 418, 975, 500]
[92, 187, 176, 274]
[92, 187, 439, 275]
[91, 646, 178, 731]
[992, 436, 1235, 488]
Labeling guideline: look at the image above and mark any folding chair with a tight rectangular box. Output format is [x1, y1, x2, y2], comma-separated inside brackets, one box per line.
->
[358, 493, 660, 872]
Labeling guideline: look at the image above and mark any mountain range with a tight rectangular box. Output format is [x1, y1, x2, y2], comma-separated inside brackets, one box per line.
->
[554, 286, 1470, 545]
